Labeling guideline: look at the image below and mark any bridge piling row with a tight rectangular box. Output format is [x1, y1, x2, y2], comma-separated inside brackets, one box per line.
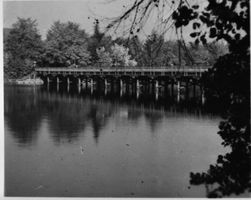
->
[41, 75, 205, 104]
[36, 67, 208, 103]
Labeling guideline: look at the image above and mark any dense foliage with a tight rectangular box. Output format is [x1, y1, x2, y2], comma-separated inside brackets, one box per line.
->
[88, 20, 113, 63]
[42, 21, 90, 67]
[172, 0, 250, 197]
[4, 17, 228, 79]
[4, 18, 43, 78]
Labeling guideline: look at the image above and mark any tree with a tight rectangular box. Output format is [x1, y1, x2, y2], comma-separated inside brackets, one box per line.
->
[5, 18, 44, 78]
[43, 21, 90, 67]
[88, 19, 113, 63]
[96, 47, 112, 67]
[110, 43, 137, 67]
[114, 36, 144, 66]
[107, 0, 250, 197]
[143, 32, 165, 67]
[96, 43, 137, 67]
[187, 42, 224, 65]
[204, 41, 228, 65]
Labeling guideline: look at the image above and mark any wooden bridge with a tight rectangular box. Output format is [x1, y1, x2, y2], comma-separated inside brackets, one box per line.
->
[35, 66, 209, 79]
[35, 66, 210, 103]
[35, 66, 210, 89]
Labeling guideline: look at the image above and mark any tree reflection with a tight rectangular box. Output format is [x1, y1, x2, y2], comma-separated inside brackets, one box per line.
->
[5, 83, 227, 149]
[47, 102, 88, 143]
[39, 90, 90, 144]
[40, 88, 114, 144]
[87, 104, 113, 143]
[127, 109, 142, 123]
[4, 86, 42, 146]
[144, 111, 163, 133]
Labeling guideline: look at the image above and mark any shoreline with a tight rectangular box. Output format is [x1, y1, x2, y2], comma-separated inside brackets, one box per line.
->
[4, 77, 44, 86]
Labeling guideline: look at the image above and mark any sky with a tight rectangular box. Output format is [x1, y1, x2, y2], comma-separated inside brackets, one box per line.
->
[3, 0, 124, 39]
[3, 0, 194, 41]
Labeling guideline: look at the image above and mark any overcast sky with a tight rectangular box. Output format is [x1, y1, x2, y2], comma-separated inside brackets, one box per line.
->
[3, 0, 193, 41]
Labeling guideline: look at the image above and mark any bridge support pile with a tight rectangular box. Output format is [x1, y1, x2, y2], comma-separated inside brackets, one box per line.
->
[36, 67, 208, 103]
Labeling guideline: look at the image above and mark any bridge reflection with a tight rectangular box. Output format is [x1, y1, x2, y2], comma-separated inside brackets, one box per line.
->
[5, 84, 221, 147]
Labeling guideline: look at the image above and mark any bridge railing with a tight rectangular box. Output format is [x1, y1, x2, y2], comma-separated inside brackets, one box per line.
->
[35, 66, 210, 73]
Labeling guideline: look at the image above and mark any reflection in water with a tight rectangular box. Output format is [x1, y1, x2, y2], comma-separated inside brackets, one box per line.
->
[46, 100, 88, 144]
[144, 112, 163, 133]
[38, 90, 114, 144]
[9, 82, 217, 145]
[87, 104, 112, 143]
[4, 86, 42, 146]
[5, 84, 234, 197]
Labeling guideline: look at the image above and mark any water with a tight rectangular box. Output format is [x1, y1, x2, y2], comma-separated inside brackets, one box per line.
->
[4, 84, 227, 197]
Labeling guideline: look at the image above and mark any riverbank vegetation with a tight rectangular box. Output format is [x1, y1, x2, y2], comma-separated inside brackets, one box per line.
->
[4, 17, 227, 80]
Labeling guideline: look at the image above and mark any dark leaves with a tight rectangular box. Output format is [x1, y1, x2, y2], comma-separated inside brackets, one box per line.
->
[195, 38, 200, 45]
[171, 0, 251, 197]
[209, 27, 217, 38]
[190, 32, 199, 38]
[192, 5, 199, 9]
[199, 15, 208, 24]
[200, 34, 207, 45]
[240, 2, 246, 8]
[235, 33, 240, 40]
[193, 22, 200, 29]
[172, 5, 198, 28]
[215, 20, 223, 29]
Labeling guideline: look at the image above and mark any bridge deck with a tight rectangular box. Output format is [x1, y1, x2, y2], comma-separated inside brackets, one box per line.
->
[35, 66, 210, 78]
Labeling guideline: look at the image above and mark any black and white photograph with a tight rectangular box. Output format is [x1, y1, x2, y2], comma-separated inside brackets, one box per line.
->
[3, 0, 250, 198]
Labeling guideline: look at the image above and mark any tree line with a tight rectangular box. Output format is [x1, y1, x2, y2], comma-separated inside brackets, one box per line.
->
[4, 17, 227, 79]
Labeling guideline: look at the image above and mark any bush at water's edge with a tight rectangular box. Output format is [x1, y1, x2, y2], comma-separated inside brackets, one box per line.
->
[4, 76, 43, 86]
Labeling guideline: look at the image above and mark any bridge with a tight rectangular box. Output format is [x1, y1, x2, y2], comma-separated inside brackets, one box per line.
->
[35, 66, 210, 102]
[35, 66, 209, 78]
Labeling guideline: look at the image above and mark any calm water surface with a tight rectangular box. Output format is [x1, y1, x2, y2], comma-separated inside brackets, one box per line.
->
[5, 84, 228, 197]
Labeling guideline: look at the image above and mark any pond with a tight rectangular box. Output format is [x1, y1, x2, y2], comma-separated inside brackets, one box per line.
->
[4, 84, 228, 197]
